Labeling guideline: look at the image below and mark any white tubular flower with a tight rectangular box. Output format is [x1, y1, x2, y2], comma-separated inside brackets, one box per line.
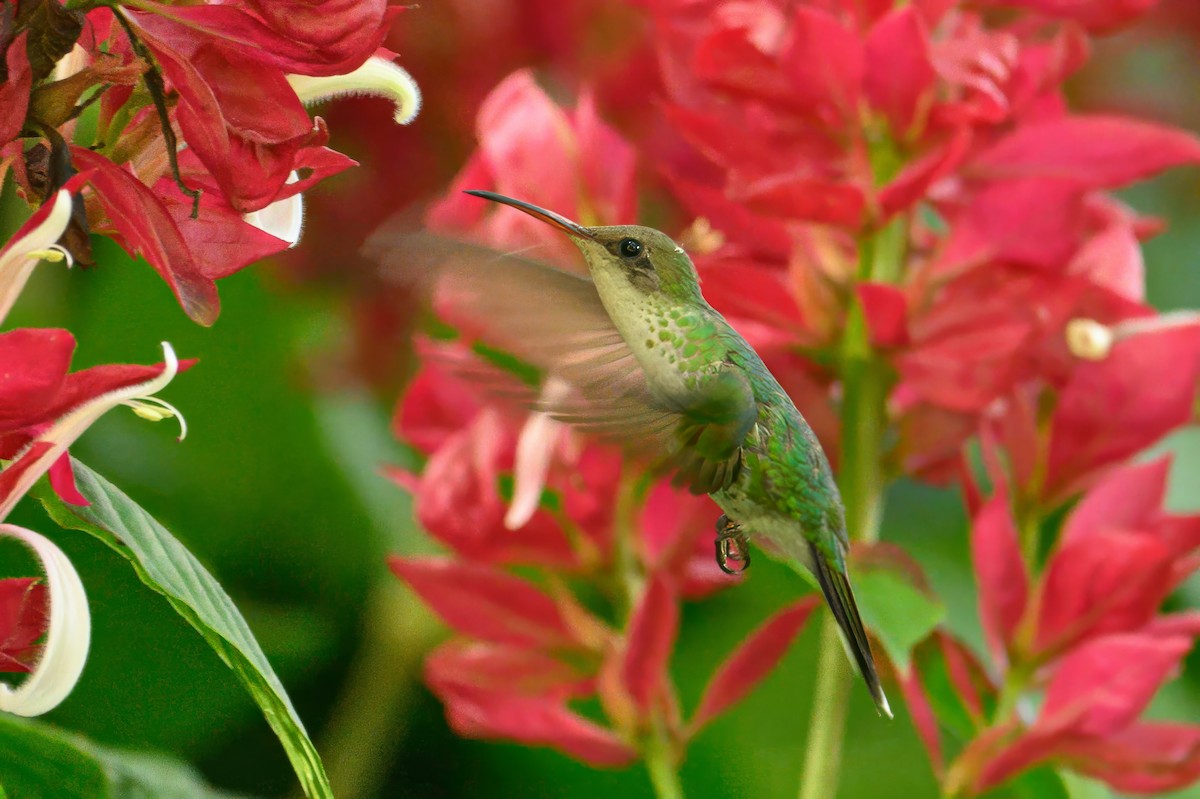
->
[505, 378, 572, 531]
[243, 172, 304, 247]
[0, 524, 90, 717]
[0, 342, 184, 522]
[0, 189, 73, 325]
[288, 56, 422, 125]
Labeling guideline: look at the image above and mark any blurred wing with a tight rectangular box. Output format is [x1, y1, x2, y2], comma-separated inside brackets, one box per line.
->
[365, 230, 754, 493]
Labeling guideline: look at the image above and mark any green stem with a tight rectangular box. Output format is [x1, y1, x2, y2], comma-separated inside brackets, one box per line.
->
[798, 222, 898, 799]
[644, 718, 685, 799]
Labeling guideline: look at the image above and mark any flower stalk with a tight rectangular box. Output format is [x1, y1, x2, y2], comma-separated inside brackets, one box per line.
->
[799, 223, 899, 799]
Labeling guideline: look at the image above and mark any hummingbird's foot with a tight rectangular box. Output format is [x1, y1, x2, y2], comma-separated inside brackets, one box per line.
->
[714, 514, 751, 575]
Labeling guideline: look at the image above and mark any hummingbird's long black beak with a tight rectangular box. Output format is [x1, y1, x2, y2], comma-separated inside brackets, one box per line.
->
[464, 190, 595, 240]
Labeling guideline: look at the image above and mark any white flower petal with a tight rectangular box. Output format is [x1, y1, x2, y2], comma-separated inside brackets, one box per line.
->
[289, 56, 422, 125]
[0, 190, 73, 325]
[0, 524, 90, 717]
[244, 172, 304, 247]
[0, 342, 181, 522]
[505, 378, 572, 531]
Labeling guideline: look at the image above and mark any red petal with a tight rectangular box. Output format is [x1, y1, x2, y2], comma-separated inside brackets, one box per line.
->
[0, 577, 48, 673]
[1061, 458, 1170, 547]
[621, 573, 679, 714]
[970, 494, 1028, 664]
[48, 454, 88, 507]
[863, 7, 935, 138]
[72, 148, 220, 325]
[131, 16, 318, 213]
[857, 282, 909, 347]
[1046, 323, 1200, 500]
[731, 173, 865, 227]
[971, 116, 1200, 190]
[154, 178, 288, 280]
[1041, 633, 1191, 737]
[781, 6, 864, 127]
[896, 663, 943, 775]
[394, 357, 483, 454]
[425, 640, 592, 700]
[242, 0, 398, 76]
[436, 685, 637, 767]
[389, 556, 579, 649]
[1035, 531, 1173, 655]
[690, 597, 819, 733]
[0, 33, 31, 147]
[0, 329, 74, 431]
[1066, 722, 1200, 792]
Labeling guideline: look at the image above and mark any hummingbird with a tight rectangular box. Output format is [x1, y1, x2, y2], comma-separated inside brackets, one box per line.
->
[374, 190, 891, 718]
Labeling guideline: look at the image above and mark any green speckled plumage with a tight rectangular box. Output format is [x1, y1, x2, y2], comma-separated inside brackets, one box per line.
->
[370, 191, 891, 717]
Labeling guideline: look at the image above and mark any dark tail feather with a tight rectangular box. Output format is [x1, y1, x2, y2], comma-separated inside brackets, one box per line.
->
[810, 543, 893, 719]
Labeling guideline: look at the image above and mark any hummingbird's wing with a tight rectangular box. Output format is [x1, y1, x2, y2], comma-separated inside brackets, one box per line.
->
[368, 233, 755, 493]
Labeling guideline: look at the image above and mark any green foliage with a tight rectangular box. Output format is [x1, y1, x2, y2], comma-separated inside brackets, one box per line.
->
[37, 460, 332, 799]
[0, 714, 237, 799]
[854, 568, 944, 671]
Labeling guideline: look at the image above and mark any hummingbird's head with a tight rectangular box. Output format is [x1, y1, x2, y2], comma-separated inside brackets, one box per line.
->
[463, 190, 703, 303]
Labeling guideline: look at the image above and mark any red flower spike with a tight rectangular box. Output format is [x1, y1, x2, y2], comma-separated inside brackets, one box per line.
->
[970, 494, 1028, 664]
[621, 573, 679, 715]
[689, 597, 819, 734]
[0, 578, 48, 673]
[405, 412, 577, 568]
[436, 684, 637, 768]
[970, 116, 1200, 190]
[388, 556, 581, 650]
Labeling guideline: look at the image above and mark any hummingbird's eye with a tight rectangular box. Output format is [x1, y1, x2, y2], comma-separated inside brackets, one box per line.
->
[618, 238, 643, 258]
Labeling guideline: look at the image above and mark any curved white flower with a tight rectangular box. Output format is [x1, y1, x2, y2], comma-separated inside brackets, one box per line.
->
[0, 342, 185, 521]
[288, 56, 422, 125]
[0, 189, 73, 325]
[0, 524, 90, 717]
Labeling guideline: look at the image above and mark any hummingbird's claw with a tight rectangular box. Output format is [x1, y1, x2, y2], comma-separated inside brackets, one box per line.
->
[715, 515, 751, 575]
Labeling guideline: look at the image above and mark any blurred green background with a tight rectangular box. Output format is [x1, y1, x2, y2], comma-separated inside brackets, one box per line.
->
[4, 3, 1200, 798]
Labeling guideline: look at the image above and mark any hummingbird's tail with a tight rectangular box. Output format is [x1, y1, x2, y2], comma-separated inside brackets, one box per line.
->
[809, 544, 893, 719]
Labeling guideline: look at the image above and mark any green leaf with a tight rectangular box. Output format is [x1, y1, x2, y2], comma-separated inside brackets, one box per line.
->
[854, 568, 945, 671]
[1007, 767, 1070, 799]
[0, 714, 238, 798]
[37, 459, 332, 799]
